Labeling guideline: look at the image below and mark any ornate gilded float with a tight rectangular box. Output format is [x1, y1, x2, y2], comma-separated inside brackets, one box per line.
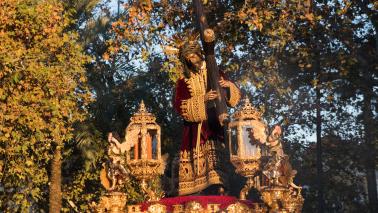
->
[91, 99, 303, 212]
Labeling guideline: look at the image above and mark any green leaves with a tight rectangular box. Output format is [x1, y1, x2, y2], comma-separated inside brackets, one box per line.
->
[0, 0, 90, 211]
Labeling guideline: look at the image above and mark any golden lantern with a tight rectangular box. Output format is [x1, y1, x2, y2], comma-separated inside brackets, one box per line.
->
[126, 100, 164, 201]
[228, 97, 266, 200]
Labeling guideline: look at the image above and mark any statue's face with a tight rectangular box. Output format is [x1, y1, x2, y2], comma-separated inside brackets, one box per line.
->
[185, 53, 203, 73]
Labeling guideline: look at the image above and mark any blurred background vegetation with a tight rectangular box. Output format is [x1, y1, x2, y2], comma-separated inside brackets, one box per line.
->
[0, 0, 377, 212]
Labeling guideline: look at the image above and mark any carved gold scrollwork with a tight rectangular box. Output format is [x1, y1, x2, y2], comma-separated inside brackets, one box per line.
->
[184, 201, 204, 213]
[148, 203, 167, 213]
[226, 202, 250, 213]
[228, 97, 303, 212]
[227, 83, 241, 107]
[207, 203, 220, 213]
[127, 204, 142, 213]
[239, 177, 255, 200]
[232, 97, 262, 121]
[93, 192, 127, 213]
[172, 204, 185, 213]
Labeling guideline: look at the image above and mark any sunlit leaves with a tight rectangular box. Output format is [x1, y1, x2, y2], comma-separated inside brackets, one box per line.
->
[0, 0, 90, 211]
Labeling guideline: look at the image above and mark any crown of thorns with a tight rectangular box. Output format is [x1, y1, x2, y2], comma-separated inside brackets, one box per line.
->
[163, 32, 203, 59]
[179, 40, 202, 60]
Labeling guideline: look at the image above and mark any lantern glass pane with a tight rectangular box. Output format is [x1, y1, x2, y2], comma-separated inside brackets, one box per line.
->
[241, 125, 260, 158]
[152, 134, 158, 159]
[147, 130, 158, 160]
[137, 138, 142, 159]
[230, 127, 238, 155]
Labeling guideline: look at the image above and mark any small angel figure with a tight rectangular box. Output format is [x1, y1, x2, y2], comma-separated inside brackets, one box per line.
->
[108, 132, 131, 162]
[266, 125, 284, 158]
[104, 132, 131, 191]
[262, 150, 283, 185]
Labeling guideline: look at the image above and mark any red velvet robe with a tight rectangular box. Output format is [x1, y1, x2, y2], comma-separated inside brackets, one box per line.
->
[173, 67, 240, 195]
[174, 72, 240, 151]
[174, 78, 219, 151]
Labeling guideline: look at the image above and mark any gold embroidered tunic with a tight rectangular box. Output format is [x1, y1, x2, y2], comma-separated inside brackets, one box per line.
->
[173, 65, 241, 195]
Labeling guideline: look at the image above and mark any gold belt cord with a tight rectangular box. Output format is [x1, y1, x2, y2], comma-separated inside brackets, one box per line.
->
[196, 121, 202, 175]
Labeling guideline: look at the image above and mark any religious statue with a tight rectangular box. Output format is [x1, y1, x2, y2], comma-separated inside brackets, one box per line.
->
[251, 125, 302, 194]
[173, 39, 241, 195]
[100, 132, 130, 191]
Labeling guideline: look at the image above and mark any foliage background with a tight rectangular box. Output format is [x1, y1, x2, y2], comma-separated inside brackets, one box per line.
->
[0, 0, 377, 212]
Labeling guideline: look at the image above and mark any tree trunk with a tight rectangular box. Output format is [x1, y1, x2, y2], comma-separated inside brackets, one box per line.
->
[315, 85, 325, 213]
[366, 7, 378, 212]
[362, 84, 378, 213]
[312, 9, 325, 208]
[49, 146, 62, 213]
[315, 60, 325, 213]
[356, 2, 378, 211]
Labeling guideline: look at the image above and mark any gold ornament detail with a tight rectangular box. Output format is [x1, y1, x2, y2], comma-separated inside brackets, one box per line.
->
[228, 97, 264, 200]
[184, 201, 204, 213]
[226, 202, 250, 213]
[148, 203, 167, 213]
[232, 97, 263, 120]
[130, 100, 157, 124]
[163, 32, 200, 56]
[178, 141, 227, 195]
[180, 67, 208, 122]
[180, 95, 207, 122]
[207, 203, 220, 213]
[127, 204, 142, 213]
[172, 204, 185, 213]
[227, 96, 304, 212]
[203, 28, 215, 43]
[227, 83, 241, 107]
[91, 192, 127, 213]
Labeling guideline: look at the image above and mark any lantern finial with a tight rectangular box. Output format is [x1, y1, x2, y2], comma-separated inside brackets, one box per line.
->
[131, 100, 156, 123]
[232, 96, 262, 120]
[244, 96, 251, 105]
[138, 100, 147, 113]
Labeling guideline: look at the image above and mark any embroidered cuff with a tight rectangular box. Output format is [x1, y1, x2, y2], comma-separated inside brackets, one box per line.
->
[227, 83, 241, 107]
[180, 95, 207, 122]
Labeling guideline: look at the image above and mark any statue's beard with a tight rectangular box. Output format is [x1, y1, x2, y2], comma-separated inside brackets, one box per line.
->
[186, 60, 202, 73]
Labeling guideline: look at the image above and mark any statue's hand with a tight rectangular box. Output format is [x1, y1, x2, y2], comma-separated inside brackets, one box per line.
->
[107, 132, 113, 142]
[204, 90, 218, 102]
[219, 76, 231, 88]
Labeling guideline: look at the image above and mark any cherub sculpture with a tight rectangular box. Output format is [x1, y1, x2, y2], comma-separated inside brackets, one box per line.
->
[107, 132, 131, 191]
[249, 124, 301, 194]
[101, 132, 134, 191]
[264, 126, 301, 193]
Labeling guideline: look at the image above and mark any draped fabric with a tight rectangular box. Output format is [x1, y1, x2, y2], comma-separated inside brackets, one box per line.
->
[173, 67, 240, 195]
